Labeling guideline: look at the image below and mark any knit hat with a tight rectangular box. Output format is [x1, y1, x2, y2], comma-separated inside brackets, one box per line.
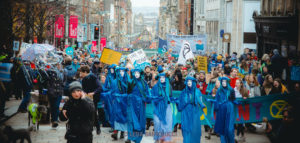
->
[217, 55, 222, 60]
[69, 81, 82, 93]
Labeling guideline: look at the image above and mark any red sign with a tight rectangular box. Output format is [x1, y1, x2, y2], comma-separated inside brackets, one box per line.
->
[92, 41, 97, 53]
[100, 37, 106, 51]
[55, 15, 64, 38]
[69, 15, 78, 38]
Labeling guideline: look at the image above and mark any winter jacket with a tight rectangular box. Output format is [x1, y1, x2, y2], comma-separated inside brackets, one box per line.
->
[81, 73, 102, 104]
[62, 97, 95, 136]
[46, 69, 64, 98]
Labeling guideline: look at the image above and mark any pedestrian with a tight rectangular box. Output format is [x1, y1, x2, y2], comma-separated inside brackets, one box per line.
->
[79, 65, 102, 135]
[61, 81, 95, 143]
[46, 63, 64, 128]
[63, 57, 77, 96]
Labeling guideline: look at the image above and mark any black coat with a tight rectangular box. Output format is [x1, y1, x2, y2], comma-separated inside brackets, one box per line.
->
[46, 70, 63, 98]
[81, 73, 102, 103]
[62, 97, 95, 135]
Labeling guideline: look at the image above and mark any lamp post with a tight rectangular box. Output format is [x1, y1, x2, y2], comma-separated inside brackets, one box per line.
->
[97, 11, 110, 52]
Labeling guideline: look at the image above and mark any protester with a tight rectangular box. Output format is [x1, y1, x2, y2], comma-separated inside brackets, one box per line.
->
[261, 74, 276, 96]
[126, 69, 151, 143]
[111, 67, 130, 140]
[151, 73, 173, 142]
[210, 77, 236, 143]
[245, 74, 261, 97]
[175, 76, 205, 143]
[273, 78, 289, 94]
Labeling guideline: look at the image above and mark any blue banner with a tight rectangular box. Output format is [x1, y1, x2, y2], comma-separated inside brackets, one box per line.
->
[0, 63, 13, 82]
[158, 38, 168, 54]
[146, 91, 293, 125]
[90, 24, 97, 41]
[166, 34, 207, 57]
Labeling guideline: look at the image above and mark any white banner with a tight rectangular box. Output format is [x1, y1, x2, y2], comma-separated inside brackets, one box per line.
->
[177, 41, 194, 65]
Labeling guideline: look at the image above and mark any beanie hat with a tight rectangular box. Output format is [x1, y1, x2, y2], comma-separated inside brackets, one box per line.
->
[69, 81, 82, 93]
[217, 55, 222, 60]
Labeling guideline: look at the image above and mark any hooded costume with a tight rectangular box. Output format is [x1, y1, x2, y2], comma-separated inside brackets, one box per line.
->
[127, 69, 151, 143]
[213, 77, 236, 143]
[151, 73, 173, 142]
[101, 64, 117, 127]
[176, 76, 205, 143]
[111, 67, 130, 131]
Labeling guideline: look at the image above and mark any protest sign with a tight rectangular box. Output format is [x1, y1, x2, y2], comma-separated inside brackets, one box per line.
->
[100, 48, 122, 65]
[65, 47, 74, 56]
[167, 34, 207, 57]
[177, 41, 194, 65]
[127, 49, 151, 69]
[197, 56, 208, 73]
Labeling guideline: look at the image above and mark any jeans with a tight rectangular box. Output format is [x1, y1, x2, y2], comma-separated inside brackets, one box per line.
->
[18, 89, 31, 110]
[49, 96, 62, 122]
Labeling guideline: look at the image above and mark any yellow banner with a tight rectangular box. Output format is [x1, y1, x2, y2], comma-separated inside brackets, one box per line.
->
[197, 56, 208, 73]
[100, 48, 122, 65]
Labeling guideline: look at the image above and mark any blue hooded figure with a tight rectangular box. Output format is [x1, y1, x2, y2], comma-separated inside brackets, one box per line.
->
[101, 64, 117, 128]
[110, 67, 130, 139]
[151, 73, 173, 142]
[176, 76, 205, 143]
[127, 69, 151, 143]
[214, 77, 236, 143]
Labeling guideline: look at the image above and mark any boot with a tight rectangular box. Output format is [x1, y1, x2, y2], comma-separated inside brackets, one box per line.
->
[120, 131, 125, 139]
[96, 128, 101, 135]
[111, 130, 118, 140]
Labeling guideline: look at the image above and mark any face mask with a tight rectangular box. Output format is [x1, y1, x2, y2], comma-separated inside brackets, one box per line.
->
[110, 68, 114, 74]
[160, 76, 165, 83]
[187, 80, 193, 88]
[134, 71, 140, 79]
[120, 70, 125, 77]
[222, 80, 227, 87]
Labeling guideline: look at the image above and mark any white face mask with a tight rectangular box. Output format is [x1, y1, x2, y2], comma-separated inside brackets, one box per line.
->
[160, 76, 166, 83]
[110, 68, 114, 74]
[187, 80, 193, 88]
[222, 80, 227, 87]
[134, 71, 140, 79]
[120, 70, 125, 77]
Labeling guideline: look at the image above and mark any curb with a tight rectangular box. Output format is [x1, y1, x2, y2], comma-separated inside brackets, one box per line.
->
[0, 111, 18, 124]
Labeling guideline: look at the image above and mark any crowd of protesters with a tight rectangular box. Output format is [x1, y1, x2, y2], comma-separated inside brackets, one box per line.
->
[0, 46, 300, 143]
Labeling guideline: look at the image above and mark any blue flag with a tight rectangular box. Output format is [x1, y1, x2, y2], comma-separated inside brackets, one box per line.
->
[158, 38, 168, 54]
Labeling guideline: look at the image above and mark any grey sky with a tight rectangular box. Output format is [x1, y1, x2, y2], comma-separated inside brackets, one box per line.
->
[131, 0, 160, 8]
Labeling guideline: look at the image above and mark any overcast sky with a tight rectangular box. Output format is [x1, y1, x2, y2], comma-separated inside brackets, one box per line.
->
[131, 0, 160, 8]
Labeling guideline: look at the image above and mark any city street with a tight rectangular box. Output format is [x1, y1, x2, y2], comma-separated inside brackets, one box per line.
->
[3, 99, 270, 143]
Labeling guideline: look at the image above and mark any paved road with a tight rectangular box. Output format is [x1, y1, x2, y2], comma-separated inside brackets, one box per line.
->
[3, 99, 270, 143]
